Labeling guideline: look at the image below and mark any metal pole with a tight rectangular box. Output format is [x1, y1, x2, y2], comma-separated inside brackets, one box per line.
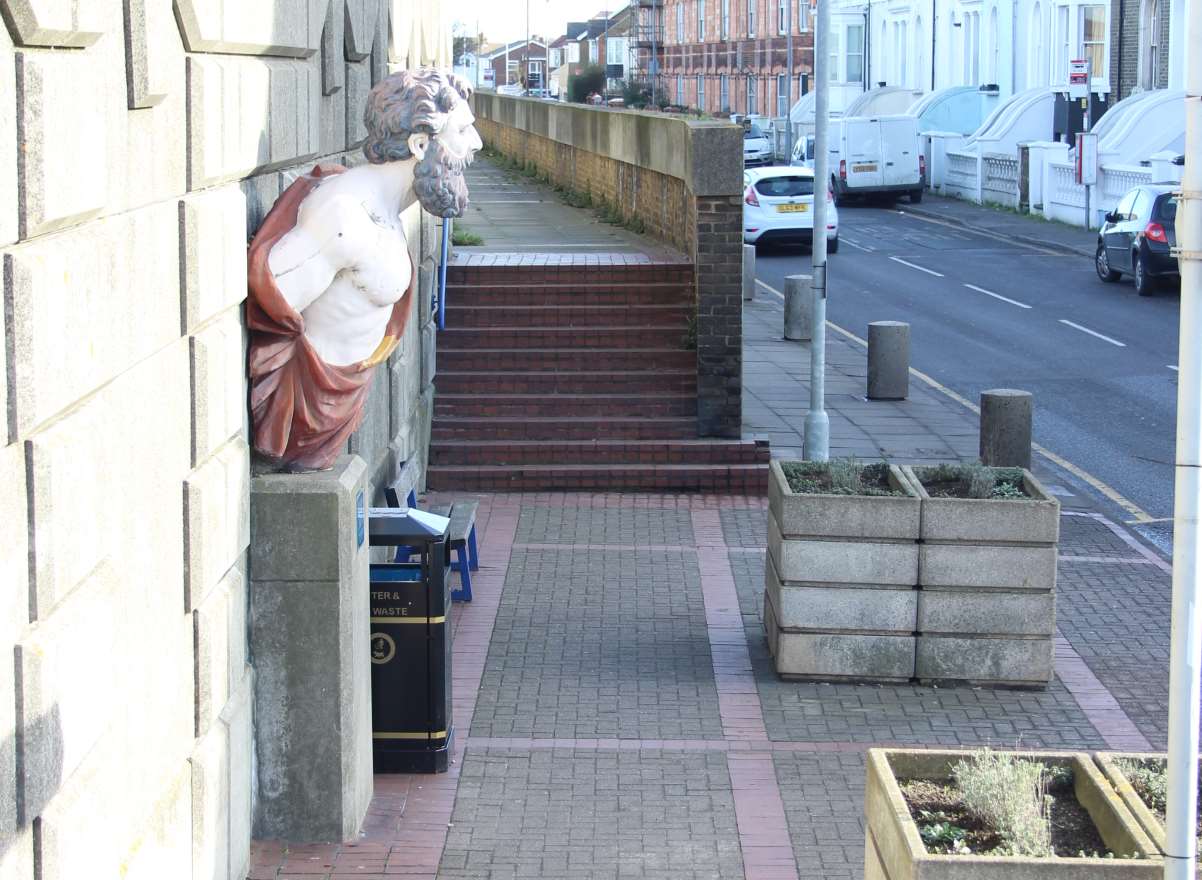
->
[804, 0, 830, 460]
[786, 0, 793, 156]
[651, 1, 659, 106]
[1165, 0, 1202, 873]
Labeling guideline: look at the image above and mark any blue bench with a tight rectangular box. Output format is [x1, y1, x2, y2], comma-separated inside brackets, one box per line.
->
[383, 486, 478, 602]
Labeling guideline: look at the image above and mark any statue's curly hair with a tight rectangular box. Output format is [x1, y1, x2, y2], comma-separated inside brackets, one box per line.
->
[362, 68, 474, 164]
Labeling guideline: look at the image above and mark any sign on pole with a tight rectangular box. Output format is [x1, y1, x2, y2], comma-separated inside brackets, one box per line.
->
[1075, 131, 1098, 185]
[1068, 58, 1090, 100]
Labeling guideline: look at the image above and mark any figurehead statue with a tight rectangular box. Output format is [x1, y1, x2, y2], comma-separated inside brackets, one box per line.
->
[246, 68, 481, 471]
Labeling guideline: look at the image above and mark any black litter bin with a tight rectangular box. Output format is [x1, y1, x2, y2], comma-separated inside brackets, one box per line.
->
[367, 506, 453, 773]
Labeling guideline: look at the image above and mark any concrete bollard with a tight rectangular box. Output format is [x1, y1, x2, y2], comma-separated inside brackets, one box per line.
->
[743, 244, 756, 301]
[784, 274, 812, 340]
[867, 321, 910, 400]
[979, 389, 1033, 469]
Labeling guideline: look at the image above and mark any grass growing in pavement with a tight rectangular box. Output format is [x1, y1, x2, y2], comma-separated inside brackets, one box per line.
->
[451, 225, 484, 246]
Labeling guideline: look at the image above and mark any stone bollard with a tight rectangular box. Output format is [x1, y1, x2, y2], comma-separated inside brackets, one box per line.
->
[867, 321, 910, 400]
[743, 244, 756, 301]
[979, 389, 1033, 469]
[784, 274, 812, 340]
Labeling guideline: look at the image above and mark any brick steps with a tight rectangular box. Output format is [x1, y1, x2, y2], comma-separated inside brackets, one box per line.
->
[446, 283, 694, 308]
[424, 463, 770, 494]
[440, 326, 687, 349]
[445, 304, 691, 327]
[435, 370, 697, 395]
[432, 416, 699, 441]
[438, 348, 697, 372]
[447, 263, 693, 286]
[429, 439, 770, 467]
[434, 394, 697, 419]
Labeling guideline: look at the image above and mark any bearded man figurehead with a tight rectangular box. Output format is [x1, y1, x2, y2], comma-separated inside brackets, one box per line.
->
[362, 68, 481, 217]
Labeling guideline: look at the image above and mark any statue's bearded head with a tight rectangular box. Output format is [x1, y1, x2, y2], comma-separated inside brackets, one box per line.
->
[362, 68, 482, 218]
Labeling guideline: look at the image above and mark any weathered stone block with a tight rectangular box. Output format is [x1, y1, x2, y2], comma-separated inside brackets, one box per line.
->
[194, 572, 232, 738]
[184, 436, 251, 611]
[190, 722, 231, 880]
[348, 367, 391, 478]
[0, 827, 33, 880]
[190, 306, 247, 466]
[14, 49, 109, 236]
[123, 0, 173, 107]
[122, 768, 193, 880]
[225, 561, 248, 697]
[320, 0, 344, 94]
[36, 737, 126, 879]
[0, 444, 26, 844]
[223, 667, 253, 880]
[768, 512, 919, 587]
[344, 57, 371, 145]
[6, 201, 179, 436]
[17, 562, 120, 825]
[916, 635, 1054, 686]
[0, 24, 15, 247]
[343, 0, 376, 59]
[918, 588, 1055, 636]
[766, 553, 916, 633]
[420, 318, 436, 388]
[175, 0, 324, 56]
[919, 543, 1057, 591]
[765, 593, 915, 682]
[239, 171, 279, 238]
[768, 460, 920, 540]
[0, 0, 105, 47]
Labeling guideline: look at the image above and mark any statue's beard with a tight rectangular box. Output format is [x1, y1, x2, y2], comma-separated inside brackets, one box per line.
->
[414, 139, 470, 218]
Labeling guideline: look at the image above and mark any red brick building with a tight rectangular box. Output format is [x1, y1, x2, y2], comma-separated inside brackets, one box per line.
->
[484, 39, 549, 90]
[652, 0, 816, 116]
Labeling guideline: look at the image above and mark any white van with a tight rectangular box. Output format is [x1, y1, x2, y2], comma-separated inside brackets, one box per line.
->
[791, 114, 925, 204]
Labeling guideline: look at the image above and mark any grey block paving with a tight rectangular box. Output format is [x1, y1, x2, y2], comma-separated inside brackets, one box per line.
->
[728, 550, 1106, 748]
[471, 548, 724, 739]
[516, 507, 696, 546]
[1058, 515, 1146, 558]
[774, 752, 867, 880]
[718, 508, 767, 549]
[439, 749, 746, 879]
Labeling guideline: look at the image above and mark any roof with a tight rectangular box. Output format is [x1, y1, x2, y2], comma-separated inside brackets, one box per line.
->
[483, 39, 549, 60]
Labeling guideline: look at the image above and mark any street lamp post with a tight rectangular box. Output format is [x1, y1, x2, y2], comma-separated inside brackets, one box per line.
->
[785, 0, 793, 156]
[803, 0, 830, 460]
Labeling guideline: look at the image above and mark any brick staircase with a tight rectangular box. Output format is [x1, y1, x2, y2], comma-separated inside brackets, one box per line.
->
[427, 255, 770, 493]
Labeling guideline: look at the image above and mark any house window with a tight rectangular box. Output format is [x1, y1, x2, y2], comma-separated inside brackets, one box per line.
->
[747, 75, 757, 114]
[846, 23, 863, 83]
[899, 20, 908, 84]
[776, 73, 787, 116]
[698, 0, 706, 39]
[722, 0, 730, 37]
[698, 75, 706, 109]
[963, 10, 979, 83]
[676, 2, 684, 41]
[1054, 5, 1069, 83]
[798, 0, 809, 31]
[1141, 0, 1159, 89]
[677, 74, 684, 102]
[778, 0, 786, 33]
[748, 0, 756, 37]
[828, 28, 840, 80]
[1079, 4, 1105, 82]
[720, 73, 730, 109]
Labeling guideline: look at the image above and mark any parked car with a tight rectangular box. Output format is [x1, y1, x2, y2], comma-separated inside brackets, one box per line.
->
[1095, 183, 1179, 296]
[743, 124, 774, 167]
[742, 166, 839, 253]
[793, 115, 925, 204]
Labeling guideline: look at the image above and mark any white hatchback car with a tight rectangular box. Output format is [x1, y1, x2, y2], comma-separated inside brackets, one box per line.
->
[742, 166, 839, 253]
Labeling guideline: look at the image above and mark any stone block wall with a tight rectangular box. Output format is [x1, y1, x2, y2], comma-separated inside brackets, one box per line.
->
[0, 2, 448, 878]
[471, 94, 745, 438]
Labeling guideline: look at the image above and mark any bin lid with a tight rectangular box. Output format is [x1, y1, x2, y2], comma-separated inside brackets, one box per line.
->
[367, 507, 450, 545]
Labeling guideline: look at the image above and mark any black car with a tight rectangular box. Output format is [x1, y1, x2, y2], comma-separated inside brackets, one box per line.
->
[1095, 184, 1179, 296]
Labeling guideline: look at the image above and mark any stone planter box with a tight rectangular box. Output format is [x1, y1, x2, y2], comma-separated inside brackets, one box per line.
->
[865, 748, 1161, 879]
[764, 460, 921, 682]
[905, 466, 1060, 688]
[1094, 751, 1195, 869]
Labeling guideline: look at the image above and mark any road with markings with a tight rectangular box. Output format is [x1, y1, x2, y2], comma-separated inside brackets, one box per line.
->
[752, 203, 1181, 551]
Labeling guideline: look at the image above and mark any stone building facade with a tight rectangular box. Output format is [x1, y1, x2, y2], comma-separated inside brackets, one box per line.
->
[657, 0, 816, 116]
[0, 1, 448, 878]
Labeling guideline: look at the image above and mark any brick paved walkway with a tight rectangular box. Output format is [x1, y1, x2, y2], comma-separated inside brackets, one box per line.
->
[250, 485, 1170, 880]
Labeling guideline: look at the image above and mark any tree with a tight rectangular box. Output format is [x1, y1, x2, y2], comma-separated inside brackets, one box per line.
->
[568, 64, 606, 103]
[453, 34, 481, 61]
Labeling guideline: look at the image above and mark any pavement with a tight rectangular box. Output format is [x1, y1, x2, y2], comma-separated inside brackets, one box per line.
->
[900, 192, 1099, 258]
[248, 171, 1179, 880]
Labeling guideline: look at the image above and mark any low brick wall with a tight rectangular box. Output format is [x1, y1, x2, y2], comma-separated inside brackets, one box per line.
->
[471, 94, 745, 439]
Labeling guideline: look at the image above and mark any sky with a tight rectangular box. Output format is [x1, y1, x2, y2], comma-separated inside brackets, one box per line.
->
[452, 0, 628, 47]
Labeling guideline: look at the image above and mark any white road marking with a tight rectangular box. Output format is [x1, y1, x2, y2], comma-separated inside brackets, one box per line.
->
[1059, 319, 1126, 347]
[839, 237, 872, 252]
[756, 280, 785, 299]
[963, 283, 1032, 309]
[1168, 365, 1179, 372]
[889, 256, 944, 277]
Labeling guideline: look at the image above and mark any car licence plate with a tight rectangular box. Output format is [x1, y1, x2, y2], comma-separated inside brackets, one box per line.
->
[852, 163, 878, 173]
[776, 204, 808, 213]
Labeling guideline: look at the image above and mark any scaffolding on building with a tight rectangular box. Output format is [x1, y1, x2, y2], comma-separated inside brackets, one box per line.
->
[631, 0, 663, 105]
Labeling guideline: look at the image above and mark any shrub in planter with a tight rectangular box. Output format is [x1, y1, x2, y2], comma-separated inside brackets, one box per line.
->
[1095, 752, 1201, 864]
[865, 747, 1160, 879]
[905, 464, 1060, 688]
[764, 459, 921, 682]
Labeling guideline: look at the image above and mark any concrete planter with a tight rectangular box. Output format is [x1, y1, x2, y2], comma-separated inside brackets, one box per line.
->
[905, 466, 1060, 688]
[764, 460, 921, 682]
[1094, 752, 1196, 869]
[865, 748, 1161, 879]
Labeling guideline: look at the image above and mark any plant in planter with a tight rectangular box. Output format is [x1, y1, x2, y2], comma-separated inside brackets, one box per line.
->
[904, 463, 1060, 687]
[865, 747, 1160, 879]
[764, 458, 921, 681]
[1095, 752, 1202, 861]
